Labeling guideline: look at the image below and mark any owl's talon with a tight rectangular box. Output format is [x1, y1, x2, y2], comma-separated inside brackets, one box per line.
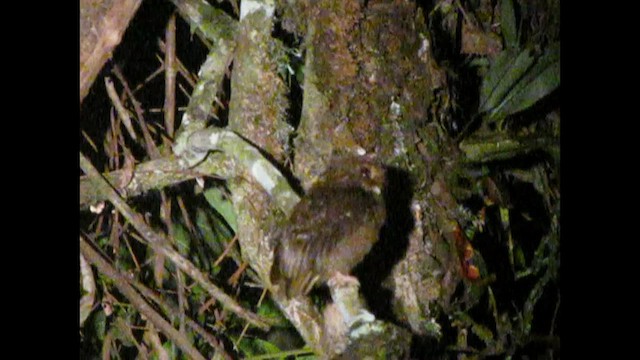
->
[348, 309, 376, 329]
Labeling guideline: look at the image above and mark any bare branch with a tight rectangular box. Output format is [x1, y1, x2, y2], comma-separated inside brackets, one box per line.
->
[163, 13, 177, 139]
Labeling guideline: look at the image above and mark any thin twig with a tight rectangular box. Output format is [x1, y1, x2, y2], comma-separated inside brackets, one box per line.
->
[235, 287, 269, 350]
[176, 196, 196, 234]
[105, 76, 138, 140]
[112, 64, 161, 159]
[164, 13, 177, 139]
[132, 63, 166, 94]
[213, 235, 239, 268]
[228, 261, 248, 287]
[122, 232, 142, 271]
[159, 191, 187, 334]
[178, 83, 194, 102]
[81, 130, 99, 153]
[106, 109, 122, 169]
[108, 210, 121, 256]
[198, 296, 218, 316]
[157, 40, 198, 87]
[131, 285, 234, 360]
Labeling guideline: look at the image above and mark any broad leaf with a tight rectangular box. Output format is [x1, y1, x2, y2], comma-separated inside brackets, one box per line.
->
[204, 186, 238, 233]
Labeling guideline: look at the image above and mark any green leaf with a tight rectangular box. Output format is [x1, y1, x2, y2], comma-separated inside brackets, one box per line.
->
[172, 222, 191, 256]
[94, 310, 107, 341]
[239, 337, 283, 357]
[479, 42, 560, 128]
[254, 338, 283, 354]
[257, 299, 289, 327]
[501, 0, 518, 49]
[204, 187, 238, 233]
[480, 48, 535, 117]
[496, 42, 560, 118]
[459, 136, 523, 163]
[195, 208, 225, 258]
[471, 322, 495, 345]
[452, 312, 495, 346]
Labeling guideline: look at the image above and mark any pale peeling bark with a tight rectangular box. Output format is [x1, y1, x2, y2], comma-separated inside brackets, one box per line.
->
[80, 0, 143, 104]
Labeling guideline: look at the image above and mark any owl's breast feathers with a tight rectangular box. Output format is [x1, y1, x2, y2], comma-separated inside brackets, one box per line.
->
[271, 158, 386, 298]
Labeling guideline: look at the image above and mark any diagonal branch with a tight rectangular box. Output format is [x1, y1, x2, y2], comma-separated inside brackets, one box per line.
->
[79, 155, 224, 208]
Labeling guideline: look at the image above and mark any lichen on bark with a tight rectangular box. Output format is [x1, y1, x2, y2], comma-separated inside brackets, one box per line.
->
[225, 1, 293, 282]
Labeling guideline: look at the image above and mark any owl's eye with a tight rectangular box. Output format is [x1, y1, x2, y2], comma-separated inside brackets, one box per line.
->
[360, 166, 371, 179]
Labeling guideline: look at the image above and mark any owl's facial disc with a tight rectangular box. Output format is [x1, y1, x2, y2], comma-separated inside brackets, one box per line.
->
[359, 163, 384, 194]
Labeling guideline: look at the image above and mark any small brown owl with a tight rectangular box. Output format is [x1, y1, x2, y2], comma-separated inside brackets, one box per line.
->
[271, 155, 386, 298]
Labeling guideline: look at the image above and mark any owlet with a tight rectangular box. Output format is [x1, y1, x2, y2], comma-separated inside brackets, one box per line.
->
[271, 155, 386, 298]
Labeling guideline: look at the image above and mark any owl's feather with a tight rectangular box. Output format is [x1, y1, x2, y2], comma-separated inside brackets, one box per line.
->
[271, 156, 386, 298]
